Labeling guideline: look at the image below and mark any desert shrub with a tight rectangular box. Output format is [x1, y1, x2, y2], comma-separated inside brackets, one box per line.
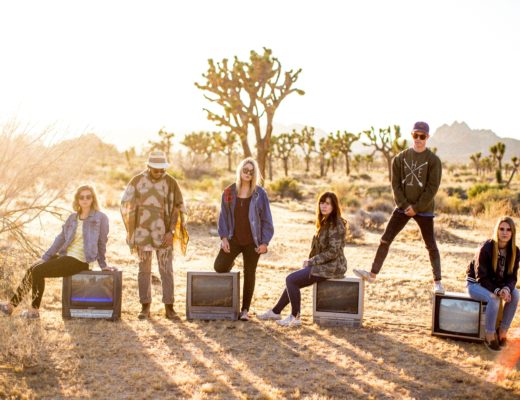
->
[107, 169, 132, 185]
[343, 196, 361, 209]
[467, 188, 520, 217]
[366, 185, 391, 197]
[167, 169, 185, 180]
[467, 183, 496, 198]
[331, 181, 361, 201]
[346, 217, 364, 242]
[367, 198, 394, 213]
[268, 177, 303, 200]
[182, 165, 219, 180]
[353, 209, 386, 231]
[445, 186, 467, 200]
[358, 173, 372, 181]
[187, 202, 218, 226]
[435, 191, 471, 214]
[192, 178, 216, 192]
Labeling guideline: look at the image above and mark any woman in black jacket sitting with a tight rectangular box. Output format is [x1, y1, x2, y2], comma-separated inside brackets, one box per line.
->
[466, 216, 519, 351]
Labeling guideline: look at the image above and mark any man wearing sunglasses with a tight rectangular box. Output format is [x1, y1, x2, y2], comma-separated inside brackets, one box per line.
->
[121, 150, 189, 320]
[355, 121, 445, 294]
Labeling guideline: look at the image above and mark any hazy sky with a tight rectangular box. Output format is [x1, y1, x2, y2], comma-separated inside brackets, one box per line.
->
[1, 0, 518, 150]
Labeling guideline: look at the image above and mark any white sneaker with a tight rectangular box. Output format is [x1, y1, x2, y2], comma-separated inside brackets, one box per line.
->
[257, 309, 281, 321]
[353, 269, 376, 283]
[239, 310, 250, 321]
[276, 314, 301, 327]
[433, 281, 445, 294]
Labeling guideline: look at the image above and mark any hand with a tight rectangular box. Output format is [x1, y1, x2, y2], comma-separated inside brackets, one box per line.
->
[221, 238, 230, 253]
[161, 232, 174, 247]
[303, 259, 309, 268]
[499, 288, 511, 302]
[255, 244, 268, 254]
[404, 206, 416, 217]
[102, 265, 117, 272]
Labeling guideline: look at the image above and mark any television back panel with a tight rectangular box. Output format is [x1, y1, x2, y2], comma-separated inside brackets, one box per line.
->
[186, 271, 240, 320]
[431, 291, 485, 342]
[62, 270, 122, 321]
[313, 277, 364, 327]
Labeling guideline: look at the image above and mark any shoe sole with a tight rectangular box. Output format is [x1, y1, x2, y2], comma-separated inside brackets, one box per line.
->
[353, 270, 375, 283]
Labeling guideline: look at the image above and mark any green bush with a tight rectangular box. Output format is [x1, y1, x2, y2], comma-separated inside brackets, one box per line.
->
[268, 177, 303, 200]
[467, 183, 496, 198]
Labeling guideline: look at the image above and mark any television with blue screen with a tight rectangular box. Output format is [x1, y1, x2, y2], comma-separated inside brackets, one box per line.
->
[62, 270, 122, 321]
[431, 292, 485, 341]
[186, 271, 240, 320]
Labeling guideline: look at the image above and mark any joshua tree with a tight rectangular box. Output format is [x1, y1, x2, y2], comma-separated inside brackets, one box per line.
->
[214, 131, 239, 172]
[182, 131, 221, 164]
[332, 130, 361, 176]
[505, 156, 520, 187]
[148, 128, 175, 159]
[296, 126, 316, 173]
[272, 132, 298, 177]
[469, 152, 482, 176]
[489, 142, 506, 184]
[195, 48, 304, 177]
[317, 136, 333, 177]
[363, 125, 407, 181]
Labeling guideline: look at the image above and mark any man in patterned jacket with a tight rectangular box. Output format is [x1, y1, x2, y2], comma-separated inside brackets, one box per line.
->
[121, 151, 188, 319]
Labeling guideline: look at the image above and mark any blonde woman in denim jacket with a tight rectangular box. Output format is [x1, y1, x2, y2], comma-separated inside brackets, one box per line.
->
[1, 185, 110, 319]
[214, 157, 274, 321]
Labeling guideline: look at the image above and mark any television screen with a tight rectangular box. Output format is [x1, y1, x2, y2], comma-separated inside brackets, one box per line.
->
[438, 298, 480, 335]
[316, 280, 359, 314]
[191, 275, 233, 307]
[70, 274, 114, 307]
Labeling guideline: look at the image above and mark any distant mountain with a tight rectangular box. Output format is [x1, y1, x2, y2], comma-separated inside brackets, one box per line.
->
[429, 121, 520, 163]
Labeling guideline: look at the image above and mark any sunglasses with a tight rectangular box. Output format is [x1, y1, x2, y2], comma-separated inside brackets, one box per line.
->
[412, 133, 428, 140]
[79, 194, 92, 201]
[242, 168, 254, 176]
[499, 227, 512, 232]
[150, 168, 165, 174]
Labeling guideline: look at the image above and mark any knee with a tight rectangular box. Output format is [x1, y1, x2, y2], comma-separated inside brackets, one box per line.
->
[487, 296, 500, 309]
[214, 260, 231, 273]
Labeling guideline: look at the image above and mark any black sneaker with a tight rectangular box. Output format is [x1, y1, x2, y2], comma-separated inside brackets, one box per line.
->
[484, 338, 501, 352]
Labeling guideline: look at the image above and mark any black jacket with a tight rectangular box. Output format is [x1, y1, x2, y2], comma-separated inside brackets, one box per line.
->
[466, 239, 519, 294]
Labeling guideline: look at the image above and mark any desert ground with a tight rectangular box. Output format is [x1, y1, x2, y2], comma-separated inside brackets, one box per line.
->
[1, 169, 519, 400]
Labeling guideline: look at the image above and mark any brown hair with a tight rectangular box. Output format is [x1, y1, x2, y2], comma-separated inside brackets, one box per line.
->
[72, 184, 100, 213]
[315, 191, 346, 233]
[491, 216, 517, 274]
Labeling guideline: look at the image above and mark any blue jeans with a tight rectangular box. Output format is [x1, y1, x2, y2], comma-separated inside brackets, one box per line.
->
[467, 282, 519, 334]
[272, 267, 326, 317]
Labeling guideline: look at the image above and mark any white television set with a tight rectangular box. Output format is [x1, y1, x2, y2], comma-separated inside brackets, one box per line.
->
[186, 271, 240, 320]
[431, 292, 486, 342]
[313, 277, 364, 327]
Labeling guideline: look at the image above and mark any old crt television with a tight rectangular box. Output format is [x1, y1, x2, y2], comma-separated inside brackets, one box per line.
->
[431, 292, 485, 341]
[62, 270, 122, 321]
[186, 271, 240, 320]
[313, 277, 364, 327]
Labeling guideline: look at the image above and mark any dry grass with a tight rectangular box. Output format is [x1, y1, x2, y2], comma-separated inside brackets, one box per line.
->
[1, 164, 520, 399]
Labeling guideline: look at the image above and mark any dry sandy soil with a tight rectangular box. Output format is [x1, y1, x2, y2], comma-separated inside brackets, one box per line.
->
[1, 200, 519, 399]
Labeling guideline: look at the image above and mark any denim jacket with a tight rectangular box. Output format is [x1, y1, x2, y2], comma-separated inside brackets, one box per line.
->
[217, 184, 274, 247]
[42, 210, 109, 269]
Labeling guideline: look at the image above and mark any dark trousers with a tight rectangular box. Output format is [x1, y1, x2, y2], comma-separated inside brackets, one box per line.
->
[371, 209, 442, 281]
[272, 267, 326, 317]
[214, 239, 261, 311]
[10, 256, 89, 309]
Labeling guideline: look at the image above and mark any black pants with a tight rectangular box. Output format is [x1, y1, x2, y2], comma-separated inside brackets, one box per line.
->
[371, 209, 442, 281]
[10, 256, 89, 309]
[214, 239, 261, 311]
[272, 267, 326, 317]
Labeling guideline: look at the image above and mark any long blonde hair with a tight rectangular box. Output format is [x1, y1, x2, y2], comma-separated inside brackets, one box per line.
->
[72, 184, 100, 213]
[492, 216, 516, 274]
[235, 157, 262, 196]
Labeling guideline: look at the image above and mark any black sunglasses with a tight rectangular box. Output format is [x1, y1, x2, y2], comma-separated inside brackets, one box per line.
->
[242, 167, 254, 176]
[412, 133, 427, 140]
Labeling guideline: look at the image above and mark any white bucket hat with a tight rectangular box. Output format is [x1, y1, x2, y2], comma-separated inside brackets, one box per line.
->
[146, 151, 170, 169]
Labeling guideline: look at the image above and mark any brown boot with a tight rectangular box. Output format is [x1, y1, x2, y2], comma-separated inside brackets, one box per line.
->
[164, 304, 176, 320]
[138, 303, 151, 320]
